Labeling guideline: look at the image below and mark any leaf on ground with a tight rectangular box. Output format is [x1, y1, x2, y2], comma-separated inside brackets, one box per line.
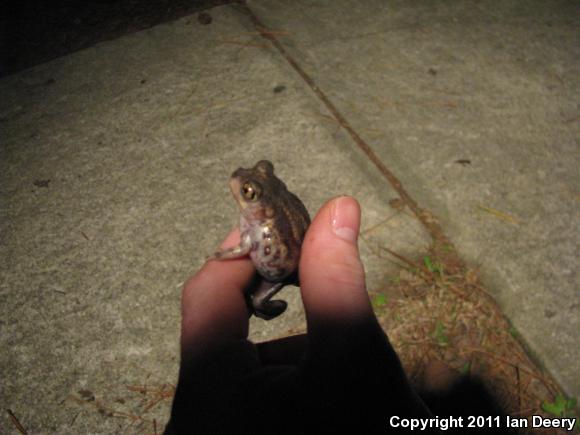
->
[423, 255, 443, 275]
[424, 256, 435, 272]
[541, 394, 577, 417]
[433, 321, 449, 347]
[461, 362, 471, 375]
[372, 293, 388, 308]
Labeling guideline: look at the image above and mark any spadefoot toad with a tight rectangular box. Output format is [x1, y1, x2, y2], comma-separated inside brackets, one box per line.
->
[208, 160, 310, 320]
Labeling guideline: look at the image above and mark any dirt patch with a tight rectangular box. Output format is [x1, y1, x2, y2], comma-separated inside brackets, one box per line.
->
[370, 242, 578, 434]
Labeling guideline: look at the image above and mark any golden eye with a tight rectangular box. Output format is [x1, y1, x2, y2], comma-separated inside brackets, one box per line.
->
[242, 183, 256, 200]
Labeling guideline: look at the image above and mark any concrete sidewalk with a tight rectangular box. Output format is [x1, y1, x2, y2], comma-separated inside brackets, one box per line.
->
[1, 0, 578, 432]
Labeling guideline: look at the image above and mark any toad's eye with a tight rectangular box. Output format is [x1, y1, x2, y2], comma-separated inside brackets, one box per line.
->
[242, 182, 258, 201]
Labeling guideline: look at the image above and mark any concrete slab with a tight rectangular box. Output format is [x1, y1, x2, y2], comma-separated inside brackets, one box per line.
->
[0, 0, 578, 432]
[0, 4, 428, 433]
[248, 0, 579, 396]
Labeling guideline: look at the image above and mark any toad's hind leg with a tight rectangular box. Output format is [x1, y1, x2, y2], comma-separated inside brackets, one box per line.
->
[250, 281, 287, 320]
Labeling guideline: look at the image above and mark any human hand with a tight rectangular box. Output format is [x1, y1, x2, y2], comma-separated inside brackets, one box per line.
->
[166, 196, 432, 434]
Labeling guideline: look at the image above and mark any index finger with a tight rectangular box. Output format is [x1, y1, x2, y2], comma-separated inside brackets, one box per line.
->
[180, 228, 255, 361]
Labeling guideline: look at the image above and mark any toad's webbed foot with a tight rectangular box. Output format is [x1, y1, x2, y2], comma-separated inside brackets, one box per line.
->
[248, 281, 287, 320]
[254, 300, 287, 320]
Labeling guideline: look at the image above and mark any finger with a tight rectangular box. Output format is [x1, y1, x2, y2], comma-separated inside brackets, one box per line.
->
[298, 198, 433, 421]
[299, 196, 377, 340]
[181, 228, 254, 361]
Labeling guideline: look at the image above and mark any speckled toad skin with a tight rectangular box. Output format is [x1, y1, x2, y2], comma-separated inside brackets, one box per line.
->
[208, 160, 310, 319]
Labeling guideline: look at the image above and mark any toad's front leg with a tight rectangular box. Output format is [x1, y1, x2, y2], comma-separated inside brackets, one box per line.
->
[207, 232, 252, 261]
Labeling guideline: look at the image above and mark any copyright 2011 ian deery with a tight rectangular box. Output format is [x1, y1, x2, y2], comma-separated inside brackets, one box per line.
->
[388, 415, 577, 431]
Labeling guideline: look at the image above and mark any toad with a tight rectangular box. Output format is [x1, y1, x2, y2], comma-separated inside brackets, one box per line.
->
[208, 160, 310, 320]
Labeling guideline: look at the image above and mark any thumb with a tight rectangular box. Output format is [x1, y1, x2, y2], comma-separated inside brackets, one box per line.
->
[299, 196, 375, 337]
